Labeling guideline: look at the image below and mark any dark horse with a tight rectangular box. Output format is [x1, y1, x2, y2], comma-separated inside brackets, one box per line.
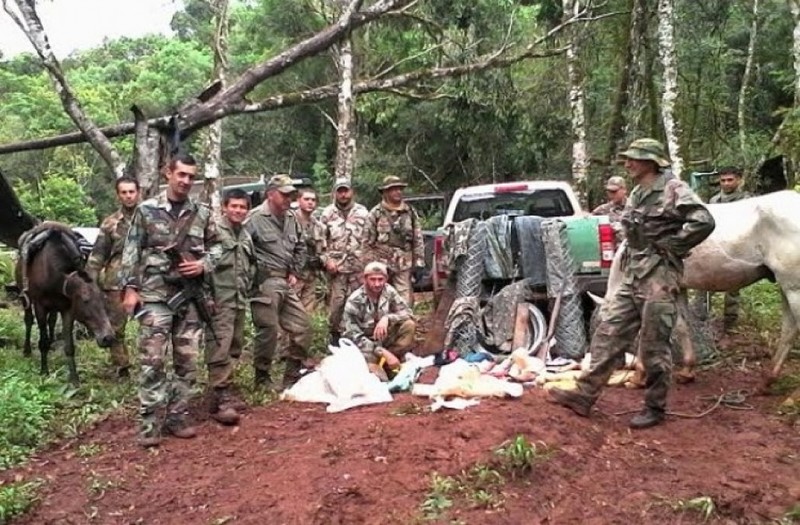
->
[15, 223, 115, 385]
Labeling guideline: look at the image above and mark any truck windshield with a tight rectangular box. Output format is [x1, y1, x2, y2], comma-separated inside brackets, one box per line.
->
[452, 189, 575, 222]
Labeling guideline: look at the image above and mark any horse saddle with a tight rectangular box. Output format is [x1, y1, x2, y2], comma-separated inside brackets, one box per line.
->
[24, 227, 88, 265]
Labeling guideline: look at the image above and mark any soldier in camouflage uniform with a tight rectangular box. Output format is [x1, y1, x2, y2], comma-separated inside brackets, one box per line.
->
[205, 188, 256, 426]
[292, 188, 325, 312]
[120, 153, 222, 447]
[319, 177, 369, 344]
[592, 176, 628, 244]
[343, 261, 416, 380]
[699, 166, 751, 330]
[364, 176, 425, 307]
[246, 174, 311, 390]
[549, 138, 715, 429]
[85, 176, 140, 378]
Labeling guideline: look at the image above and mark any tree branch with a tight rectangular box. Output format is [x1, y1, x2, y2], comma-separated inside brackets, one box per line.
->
[2, 0, 126, 177]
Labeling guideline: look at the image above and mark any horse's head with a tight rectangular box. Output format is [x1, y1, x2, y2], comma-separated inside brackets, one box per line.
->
[63, 271, 115, 348]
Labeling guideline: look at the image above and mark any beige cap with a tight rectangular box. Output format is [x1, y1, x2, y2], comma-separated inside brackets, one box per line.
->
[606, 176, 627, 191]
[363, 261, 388, 277]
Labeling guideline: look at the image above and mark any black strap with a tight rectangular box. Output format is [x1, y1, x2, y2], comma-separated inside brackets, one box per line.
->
[170, 206, 199, 251]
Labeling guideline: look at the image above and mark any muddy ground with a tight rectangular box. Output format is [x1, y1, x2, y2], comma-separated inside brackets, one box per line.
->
[4, 331, 800, 525]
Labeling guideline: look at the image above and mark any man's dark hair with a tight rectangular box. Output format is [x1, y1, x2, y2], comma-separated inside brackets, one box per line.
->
[718, 166, 743, 177]
[223, 188, 251, 207]
[115, 176, 140, 191]
[168, 152, 197, 169]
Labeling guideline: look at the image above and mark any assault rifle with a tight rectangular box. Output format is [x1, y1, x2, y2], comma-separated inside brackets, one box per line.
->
[163, 245, 219, 344]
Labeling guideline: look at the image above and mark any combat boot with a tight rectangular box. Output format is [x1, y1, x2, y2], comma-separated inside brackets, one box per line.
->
[137, 417, 161, 448]
[282, 359, 303, 389]
[254, 368, 274, 390]
[629, 408, 665, 429]
[547, 387, 594, 417]
[163, 414, 198, 439]
[209, 388, 241, 426]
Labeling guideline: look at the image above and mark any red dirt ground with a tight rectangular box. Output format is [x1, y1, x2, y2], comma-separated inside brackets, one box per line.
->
[4, 337, 800, 524]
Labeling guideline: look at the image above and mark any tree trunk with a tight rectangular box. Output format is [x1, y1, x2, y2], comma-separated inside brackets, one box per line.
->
[657, 0, 683, 179]
[605, 0, 635, 168]
[563, 0, 588, 206]
[791, 0, 800, 106]
[333, 33, 357, 182]
[201, 0, 230, 217]
[2, 0, 126, 178]
[738, 0, 759, 159]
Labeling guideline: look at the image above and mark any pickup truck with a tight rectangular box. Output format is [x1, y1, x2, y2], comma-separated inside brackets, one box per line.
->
[430, 180, 617, 301]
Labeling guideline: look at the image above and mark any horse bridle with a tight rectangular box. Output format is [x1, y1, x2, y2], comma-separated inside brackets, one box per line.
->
[61, 271, 80, 297]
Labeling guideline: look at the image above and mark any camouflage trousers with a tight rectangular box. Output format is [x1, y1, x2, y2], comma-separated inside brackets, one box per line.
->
[250, 277, 311, 374]
[205, 305, 246, 390]
[327, 272, 362, 335]
[361, 318, 417, 364]
[578, 264, 679, 412]
[293, 270, 319, 313]
[103, 290, 130, 372]
[390, 269, 413, 308]
[136, 302, 201, 423]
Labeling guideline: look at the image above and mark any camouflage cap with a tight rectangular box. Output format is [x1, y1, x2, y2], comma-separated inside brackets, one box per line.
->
[606, 176, 627, 191]
[618, 138, 671, 168]
[333, 177, 352, 190]
[266, 174, 297, 194]
[363, 261, 388, 277]
[380, 175, 408, 191]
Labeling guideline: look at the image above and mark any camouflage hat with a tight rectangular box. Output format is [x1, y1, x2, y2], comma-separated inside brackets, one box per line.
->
[363, 261, 388, 277]
[266, 174, 297, 194]
[333, 177, 352, 190]
[380, 176, 408, 191]
[618, 138, 671, 168]
[606, 176, 627, 191]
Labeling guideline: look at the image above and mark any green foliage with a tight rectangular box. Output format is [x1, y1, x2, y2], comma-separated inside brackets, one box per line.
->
[0, 253, 15, 290]
[0, 307, 133, 470]
[738, 281, 783, 336]
[0, 480, 42, 523]
[494, 435, 553, 479]
[15, 173, 98, 226]
[654, 495, 717, 522]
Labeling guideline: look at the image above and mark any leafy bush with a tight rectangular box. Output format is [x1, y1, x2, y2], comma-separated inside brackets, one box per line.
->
[15, 173, 97, 226]
[0, 370, 58, 469]
[0, 480, 42, 523]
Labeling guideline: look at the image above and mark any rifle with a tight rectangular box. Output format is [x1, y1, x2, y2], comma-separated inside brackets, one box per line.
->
[163, 246, 219, 345]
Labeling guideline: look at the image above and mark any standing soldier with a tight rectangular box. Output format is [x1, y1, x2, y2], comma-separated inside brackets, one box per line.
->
[292, 188, 324, 312]
[121, 153, 221, 448]
[246, 175, 311, 390]
[85, 176, 139, 378]
[592, 176, 628, 244]
[549, 138, 715, 429]
[702, 166, 751, 330]
[364, 176, 425, 307]
[319, 177, 369, 344]
[205, 188, 256, 426]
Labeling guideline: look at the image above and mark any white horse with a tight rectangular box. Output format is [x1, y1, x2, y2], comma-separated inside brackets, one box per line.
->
[600, 190, 800, 385]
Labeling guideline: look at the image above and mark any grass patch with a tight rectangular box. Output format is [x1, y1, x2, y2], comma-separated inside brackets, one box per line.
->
[418, 436, 552, 521]
[653, 495, 716, 522]
[0, 480, 42, 523]
[738, 281, 783, 338]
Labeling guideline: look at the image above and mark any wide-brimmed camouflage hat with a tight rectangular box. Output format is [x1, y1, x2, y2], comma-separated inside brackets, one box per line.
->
[266, 174, 297, 194]
[380, 175, 408, 191]
[618, 138, 671, 168]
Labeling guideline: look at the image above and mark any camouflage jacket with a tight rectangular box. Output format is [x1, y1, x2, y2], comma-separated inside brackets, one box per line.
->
[319, 202, 369, 274]
[85, 208, 134, 291]
[621, 175, 715, 279]
[120, 192, 221, 302]
[213, 216, 256, 310]
[364, 201, 425, 272]
[710, 189, 751, 204]
[292, 210, 325, 278]
[245, 206, 306, 282]
[343, 283, 413, 357]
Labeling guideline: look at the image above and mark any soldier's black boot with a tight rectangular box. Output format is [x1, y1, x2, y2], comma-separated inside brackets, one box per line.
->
[547, 387, 594, 417]
[163, 413, 198, 439]
[210, 388, 241, 426]
[629, 408, 665, 429]
[254, 368, 273, 390]
[329, 332, 341, 347]
[282, 359, 304, 389]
